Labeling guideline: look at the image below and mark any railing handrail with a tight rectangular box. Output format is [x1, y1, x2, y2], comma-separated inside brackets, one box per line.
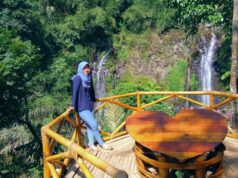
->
[42, 90, 238, 178]
[99, 90, 238, 99]
[42, 110, 128, 178]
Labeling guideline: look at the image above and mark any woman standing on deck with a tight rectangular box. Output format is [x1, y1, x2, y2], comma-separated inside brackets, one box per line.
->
[68, 61, 112, 151]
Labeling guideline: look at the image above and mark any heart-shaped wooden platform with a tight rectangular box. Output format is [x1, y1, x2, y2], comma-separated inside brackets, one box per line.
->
[125, 109, 227, 161]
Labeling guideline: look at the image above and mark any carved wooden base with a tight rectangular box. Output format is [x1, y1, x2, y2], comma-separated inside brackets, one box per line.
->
[134, 142, 224, 178]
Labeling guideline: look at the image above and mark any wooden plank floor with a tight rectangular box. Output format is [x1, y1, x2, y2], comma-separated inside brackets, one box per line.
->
[65, 135, 238, 178]
[223, 137, 238, 178]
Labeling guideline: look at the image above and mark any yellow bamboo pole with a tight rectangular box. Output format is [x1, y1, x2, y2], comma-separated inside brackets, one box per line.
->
[44, 128, 128, 177]
[137, 92, 141, 111]
[209, 94, 215, 110]
[210, 91, 238, 98]
[76, 158, 94, 178]
[98, 92, 136, 101]
[94, 102, 108, 113]
[177, 95, 208, 108]
[71, 129, 77, 142]
[138, 91, 210, 96]
[46, 110, 69, 128]
[97, 91, 238, 102]
[60, 128, 77, 173]
[46, 152, 68, 162]
[47, 162, 60, 178]
[100, 130, 111, 136]
[103, 131, 128, 141]
[51, 160, 67, 169]
[50, 120, 65, 152]
[105, 99, 138, 111]
[141, 94, 174, 109]
[75, 114, 81, 145]
[110, 121, 126, 136]
[41, 128, 51, 178]
[214, 97, 235, 109]
[41, 90, 238, 178]
[65, 116, 77, 128]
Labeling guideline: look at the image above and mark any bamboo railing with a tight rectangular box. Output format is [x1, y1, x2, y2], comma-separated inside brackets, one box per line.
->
[41, 91, 238, 178]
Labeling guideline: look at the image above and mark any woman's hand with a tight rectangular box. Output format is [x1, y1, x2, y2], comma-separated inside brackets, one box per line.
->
[67, 106, 75, 112]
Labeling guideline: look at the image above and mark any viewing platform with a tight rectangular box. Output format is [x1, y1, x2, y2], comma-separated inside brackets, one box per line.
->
[41, 91, 238, 178]
[65, 135, 238, 178]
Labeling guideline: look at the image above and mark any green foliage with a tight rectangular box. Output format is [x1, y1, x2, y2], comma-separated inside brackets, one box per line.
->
[29, 45, 87, 119]
[0, 125, 32, 154]
[0, 28, 39, 126]
[175, 170, 193, 178]
[97, 103, 125, 132]
[190, 73, 199, 91]
[165, 60, 187, 91]
[221, 71, 231, 81]
[51, 1, 130, 49]
[0, 0, 58, 57]
[0, 125, 41, 177]
[170, 0, 233, 33]
[113, 72, 174, 115]
[113, 31, 151, 61]
[122, 0, 175, 33]
[165, 59, 199, 92]
[215, 36, 232, 90]
[0, 0, 233, 176]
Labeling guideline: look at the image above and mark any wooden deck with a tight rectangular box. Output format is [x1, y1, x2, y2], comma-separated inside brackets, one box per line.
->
[65, 135, 238, 178]
[223, 137, 238, 178]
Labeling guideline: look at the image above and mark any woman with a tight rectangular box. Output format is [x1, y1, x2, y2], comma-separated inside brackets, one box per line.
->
[68, 61, 112, 150]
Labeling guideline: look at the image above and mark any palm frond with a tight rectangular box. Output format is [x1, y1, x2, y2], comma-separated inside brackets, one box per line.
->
[0, 125, 33, 154]
[103, 103, 125, 132]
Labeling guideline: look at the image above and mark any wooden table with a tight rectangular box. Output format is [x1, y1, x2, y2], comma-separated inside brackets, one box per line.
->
[125, 109, 228, 161]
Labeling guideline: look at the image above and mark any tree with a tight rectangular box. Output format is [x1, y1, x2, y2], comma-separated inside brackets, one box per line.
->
[170, 0, 233, 33]
[230, 0, 238, 130]
[122, 0, 175, 33]
[0, 28, 42, 177]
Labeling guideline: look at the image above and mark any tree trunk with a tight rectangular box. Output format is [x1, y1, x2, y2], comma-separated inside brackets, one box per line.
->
[230, 0, 238, 130]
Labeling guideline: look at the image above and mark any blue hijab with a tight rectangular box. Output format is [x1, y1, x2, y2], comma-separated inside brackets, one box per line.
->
[72, 61, 92, 88]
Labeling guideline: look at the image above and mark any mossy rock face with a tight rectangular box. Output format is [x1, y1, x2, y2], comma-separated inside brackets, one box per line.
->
[114, 31, 196, 82]
[197, 24, 223, 40]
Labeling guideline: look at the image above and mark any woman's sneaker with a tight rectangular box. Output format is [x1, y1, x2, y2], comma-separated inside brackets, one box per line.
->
[101, 143, 113, 150]
[88, 145, 98, 151]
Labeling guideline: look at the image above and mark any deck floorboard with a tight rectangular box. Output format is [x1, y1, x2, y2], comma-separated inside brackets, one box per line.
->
[65, 135, 238, 178]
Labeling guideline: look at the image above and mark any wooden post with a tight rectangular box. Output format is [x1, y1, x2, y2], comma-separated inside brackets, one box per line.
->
[158, 155, 169, 178]
[137, 92, 141, 111]
[42, 128, 51, 178]
[49, 120, 64, 152]
[110, 121, 125, 136]
[75, 113, 82, 145]
[195, 154, 206, 178]
[47, 162, 59, 178]
[209, 94, 215, 110]
[135, 143, 146, 173]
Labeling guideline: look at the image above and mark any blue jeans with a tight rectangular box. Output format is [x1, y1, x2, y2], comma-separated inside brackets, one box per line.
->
[78, 110, 104, 146]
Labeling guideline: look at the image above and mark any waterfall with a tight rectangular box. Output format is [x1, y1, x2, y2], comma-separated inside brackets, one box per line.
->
[199, 32, 217, 105]
[95, 49, 111, 99]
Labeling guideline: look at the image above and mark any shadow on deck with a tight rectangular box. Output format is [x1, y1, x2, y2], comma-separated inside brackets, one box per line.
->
[65, 135, 238, 178]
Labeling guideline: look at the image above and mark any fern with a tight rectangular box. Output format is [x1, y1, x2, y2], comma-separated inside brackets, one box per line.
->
[96, 103, 125, 133]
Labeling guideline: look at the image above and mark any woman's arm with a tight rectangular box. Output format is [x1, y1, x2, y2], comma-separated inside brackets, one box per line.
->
[90, 78, 97, 102]
[71, 75, 81, 109]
